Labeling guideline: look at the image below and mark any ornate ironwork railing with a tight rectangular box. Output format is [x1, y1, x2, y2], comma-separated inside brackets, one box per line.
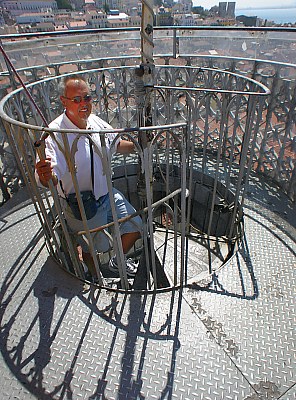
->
[0, 65, 269, 291]
[0, 27, 295, 291]
[0, 27, 295, 205]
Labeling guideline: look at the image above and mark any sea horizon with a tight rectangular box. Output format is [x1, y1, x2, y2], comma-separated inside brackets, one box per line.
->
[235, 7, 296, 24]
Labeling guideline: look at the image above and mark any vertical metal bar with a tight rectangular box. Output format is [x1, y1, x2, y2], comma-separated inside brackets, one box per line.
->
[144, 143, 158, 287]
[228, 92, 258, 239]
[173, 199, 178, 286]
[141, 0, 154, 67]
[173, 28, 178, 59]
[186, 92, 196, 234]
[2, 122, 59, 257]
[0, 44, 87, 278]
[136, 0, 157, 287]
[206, 93, 228, 237]
[99, 131, 129, 289]
[61, 133, 103, 282]
[224, 93, 243, 193]
[179, 125, 188, 286]
[256, 70, 280, 172]
[36, 137, 84, 277]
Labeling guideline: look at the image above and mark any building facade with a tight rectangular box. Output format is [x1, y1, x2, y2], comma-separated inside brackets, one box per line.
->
[218, 1, 236, 18]
[85, 9, 107, 27]
[227, 2, 235, 18]
[2, 0, 58, 16]
[15, 10, 54, 24]
[177, 0, 192, 13]
[218, 2, 227, 18]
[106, 11, 129, 27]
[156, 6, 173, 26]
[95, 0, 123, 11]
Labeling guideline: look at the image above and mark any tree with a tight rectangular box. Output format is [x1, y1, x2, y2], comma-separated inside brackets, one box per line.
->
[192, 6, 208, 18]
[56, 0, 72, 10]
[192, 6, 204, 14]
[103, 4, 110, 14]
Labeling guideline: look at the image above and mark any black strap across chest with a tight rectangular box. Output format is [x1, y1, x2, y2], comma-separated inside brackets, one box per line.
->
[60, 137, 95, 197]
[89, 138, 94, 192]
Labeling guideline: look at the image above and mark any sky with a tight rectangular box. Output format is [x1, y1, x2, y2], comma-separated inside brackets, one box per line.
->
[192, 0, 296, 10]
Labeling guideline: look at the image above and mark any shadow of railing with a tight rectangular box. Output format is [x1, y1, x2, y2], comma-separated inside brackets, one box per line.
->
[0, 227, 85, 398]
[188, 231, 259, 301]
[0, 233, 184, 399]
[79, 288, 183, 400]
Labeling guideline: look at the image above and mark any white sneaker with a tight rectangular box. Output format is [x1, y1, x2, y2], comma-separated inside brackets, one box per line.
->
[109, 257, 138, 277]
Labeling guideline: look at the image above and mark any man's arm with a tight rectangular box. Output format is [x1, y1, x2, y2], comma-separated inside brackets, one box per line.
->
[36, 157, 58, 187]
[116, 139, 135, 154]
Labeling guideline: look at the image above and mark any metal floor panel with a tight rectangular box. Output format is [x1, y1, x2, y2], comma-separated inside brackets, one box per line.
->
[0, 180, 295, 400]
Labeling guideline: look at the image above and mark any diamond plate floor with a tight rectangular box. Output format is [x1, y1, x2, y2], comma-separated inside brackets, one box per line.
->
[0, 176, 295, 400]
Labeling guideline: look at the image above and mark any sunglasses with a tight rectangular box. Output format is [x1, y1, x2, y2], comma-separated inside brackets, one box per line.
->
[63, 94, 92, 104]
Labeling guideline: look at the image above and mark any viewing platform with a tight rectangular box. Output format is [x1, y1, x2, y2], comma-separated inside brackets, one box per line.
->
[0, 26, 295, 399]
[1, 171, 295, 399]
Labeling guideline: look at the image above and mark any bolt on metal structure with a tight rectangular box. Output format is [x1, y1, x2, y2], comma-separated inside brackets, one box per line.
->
[0, 4, 271, 293]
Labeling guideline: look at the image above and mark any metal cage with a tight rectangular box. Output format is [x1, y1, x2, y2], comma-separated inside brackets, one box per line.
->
[0, 67, 270, 292]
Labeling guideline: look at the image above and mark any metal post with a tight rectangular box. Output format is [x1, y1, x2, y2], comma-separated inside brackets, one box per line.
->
[135, 1, 164, 288]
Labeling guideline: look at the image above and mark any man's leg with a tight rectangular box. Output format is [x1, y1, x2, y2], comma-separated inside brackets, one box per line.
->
[83, 232, 140, 279]
[82, 250, 97, 278]
[82, 190, 142, 279]
[121, 231, 141, 254]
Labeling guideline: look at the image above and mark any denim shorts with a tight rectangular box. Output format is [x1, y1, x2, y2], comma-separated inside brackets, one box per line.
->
[60, 188, 142, 253]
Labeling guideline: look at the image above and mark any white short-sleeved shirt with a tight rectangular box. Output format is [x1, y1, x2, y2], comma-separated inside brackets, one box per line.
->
[42, 112, 119, 200]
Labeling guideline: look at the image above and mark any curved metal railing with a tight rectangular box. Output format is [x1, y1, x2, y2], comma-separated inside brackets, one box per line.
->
[0, 26, 295, 203]
[0, 66, 270, 291]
